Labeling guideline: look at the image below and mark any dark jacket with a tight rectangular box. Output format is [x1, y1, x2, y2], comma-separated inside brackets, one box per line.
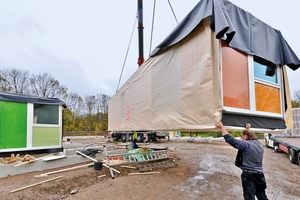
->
[223, 134, 264, 172]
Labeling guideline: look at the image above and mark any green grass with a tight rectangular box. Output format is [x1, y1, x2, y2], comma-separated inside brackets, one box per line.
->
[64, 131, 108, 136]
[180, 131, 265, 139]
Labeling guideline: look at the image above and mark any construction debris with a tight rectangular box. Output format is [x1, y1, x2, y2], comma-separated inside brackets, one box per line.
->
[35, 162, 94, 177]
[1, 141, 176, 184]
[0, 154, 18, 164]
[128, 172, 160, 176]
[137, 160, 178, 172]
[70, 189, 78, 195]
[22, 154, 36, 162]
[14, 154, 54, 167]
[0, 154, 34, 164]
[120, 165, 136, 169]
[0, 138, 182, 200]
[103, 146, 170, 178]
[10, 175, 63, 193]
[43, 155, 66, 162]
[98, 174, 106, 178]
[76, 150, 120, 174]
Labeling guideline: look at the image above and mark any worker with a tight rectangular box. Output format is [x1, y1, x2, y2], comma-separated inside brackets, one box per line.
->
[216, 121, 268, 200]
[130, 138, 139, 149]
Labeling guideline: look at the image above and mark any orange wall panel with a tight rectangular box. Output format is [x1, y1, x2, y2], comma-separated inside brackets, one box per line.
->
[255, 82, 281, 114]
[222, 41, 250, 109]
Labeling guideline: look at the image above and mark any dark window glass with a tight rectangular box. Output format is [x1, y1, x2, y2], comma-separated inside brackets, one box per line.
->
[34, 104, 59, 124]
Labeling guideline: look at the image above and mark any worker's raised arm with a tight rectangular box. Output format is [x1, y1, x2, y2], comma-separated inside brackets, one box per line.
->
[216, 121, 228, 136]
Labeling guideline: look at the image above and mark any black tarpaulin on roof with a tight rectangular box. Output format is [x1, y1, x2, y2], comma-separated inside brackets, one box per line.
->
[151, 0, 300, 71]
[0, 92, 67, 107]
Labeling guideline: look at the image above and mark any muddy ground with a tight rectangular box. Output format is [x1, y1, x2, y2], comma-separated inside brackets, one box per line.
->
[1, 137, 300, 200]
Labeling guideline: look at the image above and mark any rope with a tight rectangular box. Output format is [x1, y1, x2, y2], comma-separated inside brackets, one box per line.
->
[149, 0, 157, 56]
[116, 13, 138, 92]
[168, 0, 178, 24]
[116, 1, 178, 92]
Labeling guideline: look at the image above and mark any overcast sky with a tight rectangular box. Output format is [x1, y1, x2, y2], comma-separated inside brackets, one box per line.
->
[0, 0, 299, 99]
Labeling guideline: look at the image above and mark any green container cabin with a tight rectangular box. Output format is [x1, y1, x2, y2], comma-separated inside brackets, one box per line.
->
[0, 92, 66, 156]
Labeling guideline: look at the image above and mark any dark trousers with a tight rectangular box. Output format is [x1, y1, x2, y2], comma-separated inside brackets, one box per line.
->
[241, 172, 268, 200]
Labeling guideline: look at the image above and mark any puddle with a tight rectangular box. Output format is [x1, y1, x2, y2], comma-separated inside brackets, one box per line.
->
[175, 153, 241, 199]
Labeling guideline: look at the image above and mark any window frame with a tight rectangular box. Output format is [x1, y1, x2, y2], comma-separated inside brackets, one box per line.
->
[223, 55, 284, 118]
[33, 104, 62, 127]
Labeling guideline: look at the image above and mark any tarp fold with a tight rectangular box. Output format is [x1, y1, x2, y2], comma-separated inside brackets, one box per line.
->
[151, 0, 300, 71]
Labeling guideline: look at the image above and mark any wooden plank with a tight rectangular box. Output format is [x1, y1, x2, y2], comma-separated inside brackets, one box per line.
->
[120, 165, 136, 169]
[128, 172, 160, 175]
[76, 151, 120, 174]
[43, 155, 66, 162]
[76, 151, 97, 162]
[98, 174, 106, 178]
[10, 176, 63, 193]
[35, 163, 94, 177]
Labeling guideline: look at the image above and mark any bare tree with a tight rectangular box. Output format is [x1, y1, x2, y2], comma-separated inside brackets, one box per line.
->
[0, 73, 10, 92]
[294, 90, 300, 107]
[64, 92, 84, 115]
[97, 93, 110, 113]
[1, 68, 30, 94]
[30, 73, 67, 98]
[85, 95, 97, 115]
[96, 93, 110, 131]
[84, 95, 97, 131]
[63, 92, 84, 131]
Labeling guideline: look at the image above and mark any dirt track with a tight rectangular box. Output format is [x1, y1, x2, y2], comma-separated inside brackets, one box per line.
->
[1, 137, 300, 200]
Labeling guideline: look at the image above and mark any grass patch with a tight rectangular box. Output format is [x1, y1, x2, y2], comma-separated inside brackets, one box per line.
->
[64, 131, 108, 137]
[180, 131, 264, 139]
[180, 131, 242, 138]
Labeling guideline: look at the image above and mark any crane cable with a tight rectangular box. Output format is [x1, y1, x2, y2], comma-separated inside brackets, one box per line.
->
[117, 1, 179, 92]
[116, 13, 138, 92]
[149, 0, 178, 55]
[168, 0, 179, 24]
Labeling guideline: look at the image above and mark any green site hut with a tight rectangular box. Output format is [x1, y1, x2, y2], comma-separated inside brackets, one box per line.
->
[0, 92, 66, 156]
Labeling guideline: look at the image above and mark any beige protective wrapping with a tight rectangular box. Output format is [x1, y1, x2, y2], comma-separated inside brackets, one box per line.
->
[108, 20, 222, 131]
[283, 66, 293, 130]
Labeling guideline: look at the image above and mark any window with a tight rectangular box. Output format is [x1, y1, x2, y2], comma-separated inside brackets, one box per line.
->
[221, 41, 250, 109]
[221, 41, 282, 117]
[254, 61, 277, 84]
[255, 82, 281, 114]
[253, 59, 281, 114]
[34, 104, 59, 125]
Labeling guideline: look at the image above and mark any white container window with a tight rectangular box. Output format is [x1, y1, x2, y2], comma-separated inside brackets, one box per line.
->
[33, 104, 59, 125]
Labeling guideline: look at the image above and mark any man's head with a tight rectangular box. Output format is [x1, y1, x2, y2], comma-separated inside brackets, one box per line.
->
[242, 129, 256, 140]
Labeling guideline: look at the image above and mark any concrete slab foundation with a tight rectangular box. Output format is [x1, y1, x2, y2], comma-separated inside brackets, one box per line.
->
[0, 150, 92, 178]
